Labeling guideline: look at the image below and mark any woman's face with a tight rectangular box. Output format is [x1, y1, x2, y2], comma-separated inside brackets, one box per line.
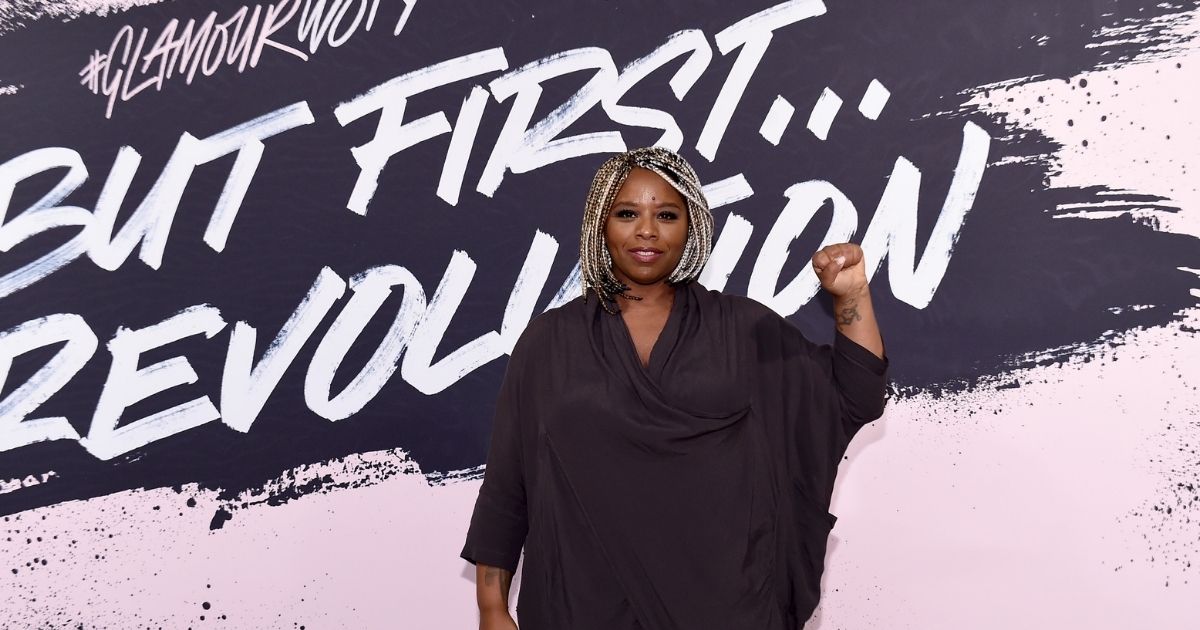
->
[604, 167, 690, 289]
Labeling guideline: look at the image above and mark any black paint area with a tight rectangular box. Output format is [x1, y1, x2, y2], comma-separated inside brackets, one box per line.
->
[0, 0, 1197, 514]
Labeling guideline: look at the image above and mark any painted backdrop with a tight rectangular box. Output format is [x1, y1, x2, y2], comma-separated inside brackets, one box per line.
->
[1, 0, 1197, 627]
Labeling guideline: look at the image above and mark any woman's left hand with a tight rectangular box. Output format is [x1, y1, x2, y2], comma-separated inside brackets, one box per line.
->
[811, 243, 869, 298]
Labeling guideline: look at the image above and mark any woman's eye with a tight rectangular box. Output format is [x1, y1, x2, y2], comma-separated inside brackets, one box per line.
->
[615, 209, 637, 218]
[658, 211, 679, 220]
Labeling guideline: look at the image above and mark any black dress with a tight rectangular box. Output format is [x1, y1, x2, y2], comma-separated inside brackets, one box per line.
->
[461, 280, 889, 629]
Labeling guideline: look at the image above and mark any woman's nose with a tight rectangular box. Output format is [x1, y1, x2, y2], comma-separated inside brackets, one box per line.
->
[636, 216, 657, 238]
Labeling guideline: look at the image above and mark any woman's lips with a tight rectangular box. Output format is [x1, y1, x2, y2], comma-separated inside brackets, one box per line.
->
[629, 249, 663, 263]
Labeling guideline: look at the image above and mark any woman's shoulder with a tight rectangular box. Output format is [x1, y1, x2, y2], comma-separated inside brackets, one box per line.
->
[688, 281, 783, 325]
[688, 283, 818, 360]
[508, 293, 590, 356]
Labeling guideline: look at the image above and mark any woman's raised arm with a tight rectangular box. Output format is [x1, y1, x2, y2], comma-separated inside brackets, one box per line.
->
[812, 242, 884, 360]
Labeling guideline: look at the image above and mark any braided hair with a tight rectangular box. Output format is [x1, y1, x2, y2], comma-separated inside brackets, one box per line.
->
[579, 147, 714, 314]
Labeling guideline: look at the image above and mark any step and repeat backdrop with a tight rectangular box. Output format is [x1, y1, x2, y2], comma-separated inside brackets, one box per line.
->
[1, 0, 1197, 627]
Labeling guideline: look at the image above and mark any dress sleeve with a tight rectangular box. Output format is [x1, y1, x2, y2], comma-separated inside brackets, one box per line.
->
[768, 307, 892, 501]
[459, 342, 530, 573]
[831, 329, 890, 428]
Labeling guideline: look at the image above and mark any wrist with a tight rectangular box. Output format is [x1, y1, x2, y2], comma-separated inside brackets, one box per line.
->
[834, 284, 871, 302]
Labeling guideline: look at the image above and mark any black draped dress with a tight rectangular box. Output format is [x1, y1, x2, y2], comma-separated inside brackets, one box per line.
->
[461, 280, 889, 629]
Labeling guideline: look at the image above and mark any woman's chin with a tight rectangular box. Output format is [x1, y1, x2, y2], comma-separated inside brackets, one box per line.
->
[622, 273, 671, 287]
[613, 260, 681, 288]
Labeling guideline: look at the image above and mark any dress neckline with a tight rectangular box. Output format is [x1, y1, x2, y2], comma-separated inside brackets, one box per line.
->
[614, 283, 687, 380]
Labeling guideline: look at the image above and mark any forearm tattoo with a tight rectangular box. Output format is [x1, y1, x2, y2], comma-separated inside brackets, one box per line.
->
[836, 296, 862, 327]
[484, 566, 513, 599]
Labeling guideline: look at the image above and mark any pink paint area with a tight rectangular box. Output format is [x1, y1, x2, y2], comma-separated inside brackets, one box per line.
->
[814, 307, 1200, 629]
[964, 8, 1200, 239]
[2, 310, 1198, 627]
[1, 450, 487, 628]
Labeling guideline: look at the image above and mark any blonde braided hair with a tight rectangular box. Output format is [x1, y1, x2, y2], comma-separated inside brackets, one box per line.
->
[579, 147, 714, 314]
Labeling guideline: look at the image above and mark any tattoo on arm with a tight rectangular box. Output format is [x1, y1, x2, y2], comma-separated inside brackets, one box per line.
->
[483, 565, 514, 601]
[484, 566, 500, 586]
[836, 297, 862, 327]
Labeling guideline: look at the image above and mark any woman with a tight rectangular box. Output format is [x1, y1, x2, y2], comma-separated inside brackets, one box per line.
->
[461, 147, 888, 630]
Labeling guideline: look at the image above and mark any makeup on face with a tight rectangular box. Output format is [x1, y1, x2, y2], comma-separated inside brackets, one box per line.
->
[604, 168, 690, 288]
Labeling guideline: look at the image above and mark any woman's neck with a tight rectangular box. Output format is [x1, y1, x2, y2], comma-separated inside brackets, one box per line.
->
[620, 281, 676, 311]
